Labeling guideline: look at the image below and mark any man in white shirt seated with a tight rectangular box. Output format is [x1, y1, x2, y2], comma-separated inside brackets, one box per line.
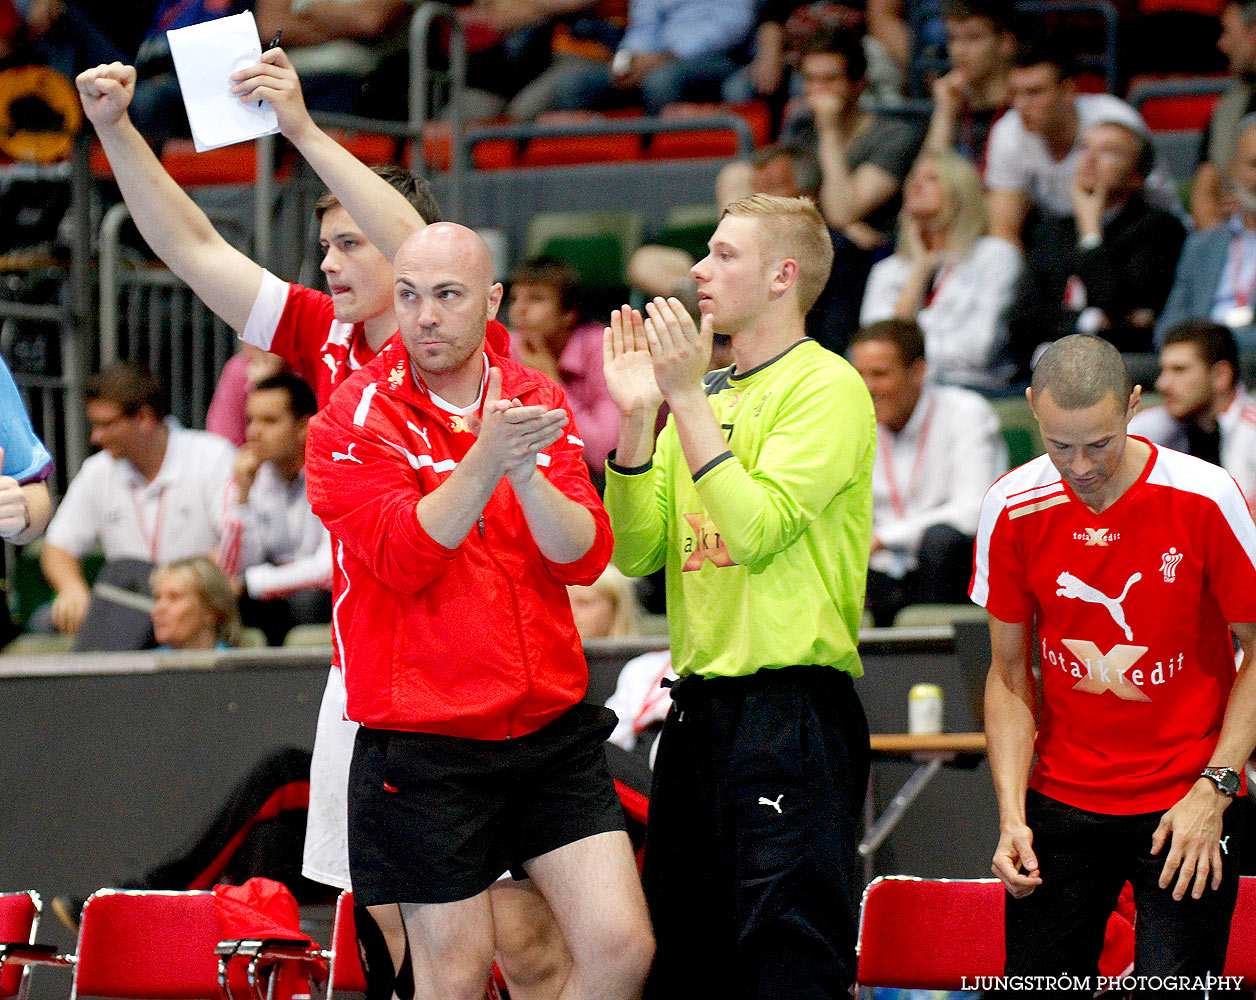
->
[985, 36, 1179, 246]
[40, 362, 236, 646]
[849, 319, 1009, 626]
[1130, 320, 1256, 511]
[220, 372, 332, 646]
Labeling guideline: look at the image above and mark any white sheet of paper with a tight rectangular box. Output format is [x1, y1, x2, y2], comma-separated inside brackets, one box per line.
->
[168, 11, 280, 152]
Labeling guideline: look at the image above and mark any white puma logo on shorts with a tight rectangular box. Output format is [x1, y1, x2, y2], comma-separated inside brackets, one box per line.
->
[758, 794, 784, 814]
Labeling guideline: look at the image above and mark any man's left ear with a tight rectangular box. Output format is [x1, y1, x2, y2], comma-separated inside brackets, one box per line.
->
[773, 258, 800, 295]
[486, 282, 504, 320]
[1127, 384, 1143, 419]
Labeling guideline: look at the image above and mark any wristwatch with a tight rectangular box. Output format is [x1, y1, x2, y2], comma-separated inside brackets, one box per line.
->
[1201, 766, 1241, 797]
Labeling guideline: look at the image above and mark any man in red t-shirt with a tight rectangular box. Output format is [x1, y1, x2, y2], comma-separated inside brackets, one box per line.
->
[972, 334, 1256, 988]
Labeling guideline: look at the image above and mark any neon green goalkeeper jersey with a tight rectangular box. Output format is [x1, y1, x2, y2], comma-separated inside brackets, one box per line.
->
[605, 339, 876, 679]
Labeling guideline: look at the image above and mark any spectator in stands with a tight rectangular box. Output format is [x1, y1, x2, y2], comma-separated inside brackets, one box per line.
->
[457, 1, 629, 122]
[1130, 320, 1256, 507]
[781, 22, 922, 249]
[923, 0, 1015, 165]
[723, 2, 905, 109]
[507, 257, 618, 476]
[849, 318, 1007, 627]
[1159, 115, 1256, 350]
[0, 352, 54, 547]
[129, 0, 409, 138]
[629, 143, 874, 354]
[1191, 1, 1256, 230]
[567, 564, 641, 640]
[206, 344, 288, 447]
[1007, 119, 1186, 369]
[548, 0, 753, 116]
[860, 150, 1022, 390]
[220, 372, 331, 647]
[986, 37, 1180, 245]
[40, 362, 235, 639]
[151, 556, 243, 650]
[13, 0, 138, 78]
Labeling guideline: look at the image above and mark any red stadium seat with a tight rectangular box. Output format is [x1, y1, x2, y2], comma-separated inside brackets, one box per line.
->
[1127, 75, 1227, 131]
[856, 875, 1136, 989]
[327, 891, 367, 995]
[520, 113, 641, 167]
[1224, 875, 1256, 984]
[324, 130, 399, 166]
[856, 876, 1006, 989]
[40, 888, 324, 1000]
[645, 101, 770, 161]
[90, 140, 291, 186]
[423, 121, 517, 172]
[0, 890, 40, 999]
[74, 890, 227, 999]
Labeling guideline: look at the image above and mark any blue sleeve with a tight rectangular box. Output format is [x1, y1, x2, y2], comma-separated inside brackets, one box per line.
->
[621, 0, 663, 52]
[0, 356, 53, 483]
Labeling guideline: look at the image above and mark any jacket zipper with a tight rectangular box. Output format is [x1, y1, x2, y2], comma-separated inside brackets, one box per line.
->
[479, 514, 530, 738]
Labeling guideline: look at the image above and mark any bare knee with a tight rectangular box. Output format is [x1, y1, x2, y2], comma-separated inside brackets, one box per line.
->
[492, 886, 572, 989]
[400, 901, 495, 1000]
[572, 908, 654, 991]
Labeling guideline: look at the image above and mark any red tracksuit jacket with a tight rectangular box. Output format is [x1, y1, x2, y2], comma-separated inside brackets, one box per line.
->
[305, 335, 612, 739]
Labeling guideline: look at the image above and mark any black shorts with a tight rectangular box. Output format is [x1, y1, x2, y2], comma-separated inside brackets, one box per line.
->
[348, 701, 627, 906]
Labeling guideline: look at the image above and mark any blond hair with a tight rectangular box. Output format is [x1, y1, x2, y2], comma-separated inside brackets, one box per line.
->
[586, 566, 642, 639]
[901, 150, 988, 258]
[150, 557, 244, 648]
[721, 194, 834, 313]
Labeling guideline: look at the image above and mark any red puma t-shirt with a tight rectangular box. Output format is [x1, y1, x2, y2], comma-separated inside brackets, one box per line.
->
[971, 439, 1256, 814]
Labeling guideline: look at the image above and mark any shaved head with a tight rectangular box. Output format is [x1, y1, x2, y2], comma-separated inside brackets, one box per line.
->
[395, 222, 496, 287]
[393, 222, 503, 399]
[1031, 335, 1132, 410]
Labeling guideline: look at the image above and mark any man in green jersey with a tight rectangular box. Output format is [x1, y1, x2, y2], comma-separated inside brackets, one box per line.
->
[603, 193, 877, 997]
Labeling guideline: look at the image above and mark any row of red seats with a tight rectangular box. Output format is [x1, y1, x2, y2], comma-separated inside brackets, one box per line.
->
[0, 886, 366, 1000]
[86, 101, 772, 188]
[0, 785, 650, 999]
[77, 70, 1234, 197]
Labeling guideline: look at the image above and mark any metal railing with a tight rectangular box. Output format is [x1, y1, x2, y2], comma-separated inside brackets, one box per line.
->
[0, 135, 93, 490]
[98, 203, 240, 431]
[456, 112, 758, 170]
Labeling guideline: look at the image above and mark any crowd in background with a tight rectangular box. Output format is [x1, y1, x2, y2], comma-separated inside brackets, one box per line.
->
[3, 0, 1256, 641]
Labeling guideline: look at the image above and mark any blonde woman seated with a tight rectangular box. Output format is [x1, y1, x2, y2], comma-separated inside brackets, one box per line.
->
[151, 557, 242, 650]
[859, 150, 1022, 390]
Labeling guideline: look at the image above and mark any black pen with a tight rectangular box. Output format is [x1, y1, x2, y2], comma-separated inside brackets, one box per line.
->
[258, 29, 282, 105]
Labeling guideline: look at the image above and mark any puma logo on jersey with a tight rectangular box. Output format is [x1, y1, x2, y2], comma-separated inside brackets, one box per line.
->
[322, 353, 338, 379]
[758, 794, 784, 814]
[1056, 571, 1141, 641]
[332, 443, 363, 464]
[408, 422, 431, 449]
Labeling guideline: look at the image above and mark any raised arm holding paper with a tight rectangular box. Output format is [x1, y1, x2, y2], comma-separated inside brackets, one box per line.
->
[166, 11, 281, 151]
[76, 47, 438, 1000]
